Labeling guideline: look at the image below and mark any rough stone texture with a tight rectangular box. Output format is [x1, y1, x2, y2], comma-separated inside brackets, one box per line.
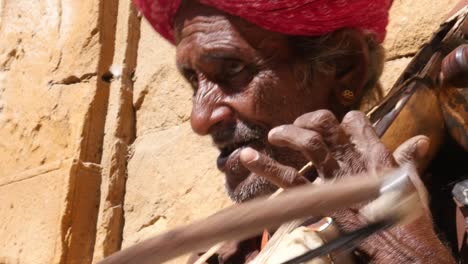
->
[0, 0, 465, 263]
[62, 161, 102, 264]
[123, 123, 231, 263]
[0, 0, 115, 263]
[379, 57, 412, 94]
[380, 0, 461, 93]
[92, 0, 139, 261]
[0, 160, 72, 264]
[384, 0, 460, 59]
[0, 0, 100, 177]
[132, 21, 192, 136]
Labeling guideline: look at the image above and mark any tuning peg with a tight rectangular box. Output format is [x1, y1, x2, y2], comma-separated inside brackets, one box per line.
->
[441, 44, 468, 87]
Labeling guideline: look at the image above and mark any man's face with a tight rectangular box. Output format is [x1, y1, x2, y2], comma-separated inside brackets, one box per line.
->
[175, 1, 335, 202]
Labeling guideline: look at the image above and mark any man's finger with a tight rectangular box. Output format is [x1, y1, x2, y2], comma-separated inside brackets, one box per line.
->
[268, 125, 339, 178]
[239, 147, 308, 188]
[393, 135, 432, 215]
[269, 125, 329, 163]
[341, 111, 381, 145]
[293, 109, 348, 146]
[341, 111, 396, 168]
[393, 135, 430, 171]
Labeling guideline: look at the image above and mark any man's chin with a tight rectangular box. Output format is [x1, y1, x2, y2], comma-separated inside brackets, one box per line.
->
[224, 173, 278, 203]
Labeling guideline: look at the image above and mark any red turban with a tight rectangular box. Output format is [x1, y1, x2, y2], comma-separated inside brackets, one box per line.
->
[134, 0, 392, 44]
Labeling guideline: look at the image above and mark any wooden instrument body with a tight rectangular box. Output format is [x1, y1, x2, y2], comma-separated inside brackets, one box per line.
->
[372, 82, 446, 170]
[440, 82, 468, 150]
[369, 6, 468, 171]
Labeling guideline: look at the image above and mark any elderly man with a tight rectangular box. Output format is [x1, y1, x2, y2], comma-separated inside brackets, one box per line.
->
[133, 0, 466, 263]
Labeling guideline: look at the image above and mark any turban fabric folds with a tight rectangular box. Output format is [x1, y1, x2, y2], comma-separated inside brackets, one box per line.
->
[134, 0, 392, 44]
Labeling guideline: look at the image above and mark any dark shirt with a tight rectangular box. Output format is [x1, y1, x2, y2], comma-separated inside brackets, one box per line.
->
[426, 135, 468, 261]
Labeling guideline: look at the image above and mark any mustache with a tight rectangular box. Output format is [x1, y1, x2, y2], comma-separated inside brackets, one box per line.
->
[210, 121, 267, 149]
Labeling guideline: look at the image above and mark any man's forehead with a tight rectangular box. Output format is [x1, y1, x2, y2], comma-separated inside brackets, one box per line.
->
[176, 15, 241, 46]
[174, 1, 288, 55]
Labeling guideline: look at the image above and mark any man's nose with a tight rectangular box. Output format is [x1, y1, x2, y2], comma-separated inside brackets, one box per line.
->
[190, 83, 233, 135]
[191, 105, 233, 135]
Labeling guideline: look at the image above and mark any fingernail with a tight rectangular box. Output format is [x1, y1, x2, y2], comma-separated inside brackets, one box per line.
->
[416, 138, 430, 158]
[240, 147, 259, 164]
[268, 126, 284, 137]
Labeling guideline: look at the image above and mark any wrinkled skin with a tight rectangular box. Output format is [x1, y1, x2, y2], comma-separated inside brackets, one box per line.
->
[174, 1, 455, 263]
[174, 0, 422, 202]
[175, 0, 348, 202]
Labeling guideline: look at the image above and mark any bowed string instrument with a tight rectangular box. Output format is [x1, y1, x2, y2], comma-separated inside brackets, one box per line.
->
[99, 4, 468, 264]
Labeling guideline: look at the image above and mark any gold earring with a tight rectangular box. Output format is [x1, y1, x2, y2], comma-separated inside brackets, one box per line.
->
[341, 89, 354, 101]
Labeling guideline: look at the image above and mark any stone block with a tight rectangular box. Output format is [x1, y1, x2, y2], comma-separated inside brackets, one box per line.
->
[384, 0, 460, 59]
[0, 1, 113, 263]
[132, 20, 192, 137]
[0, 0, 101, 177]
[0, 160, 72, 264]
[380, 57, 413, 94]
[122, 123, 231, 262]
[92, 0, 139, 260]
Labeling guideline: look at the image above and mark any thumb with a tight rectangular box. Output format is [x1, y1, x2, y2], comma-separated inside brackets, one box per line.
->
[393, 135, 432, 216]
[393, 135, 430, 170]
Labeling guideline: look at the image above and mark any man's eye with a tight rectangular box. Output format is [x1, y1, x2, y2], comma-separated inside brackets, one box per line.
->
[225, 61, 246, 76]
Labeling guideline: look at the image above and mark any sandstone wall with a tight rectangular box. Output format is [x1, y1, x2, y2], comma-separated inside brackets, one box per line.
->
[0, 0, 117, 263]
[0, 0, 461, 263]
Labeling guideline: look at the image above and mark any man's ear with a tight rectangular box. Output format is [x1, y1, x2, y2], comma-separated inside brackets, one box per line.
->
[328, 29, 370, 108]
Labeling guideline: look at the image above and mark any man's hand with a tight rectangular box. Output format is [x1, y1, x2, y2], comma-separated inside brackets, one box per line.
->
[239, 110, 455, 264]
[240, 110, 429, 187]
